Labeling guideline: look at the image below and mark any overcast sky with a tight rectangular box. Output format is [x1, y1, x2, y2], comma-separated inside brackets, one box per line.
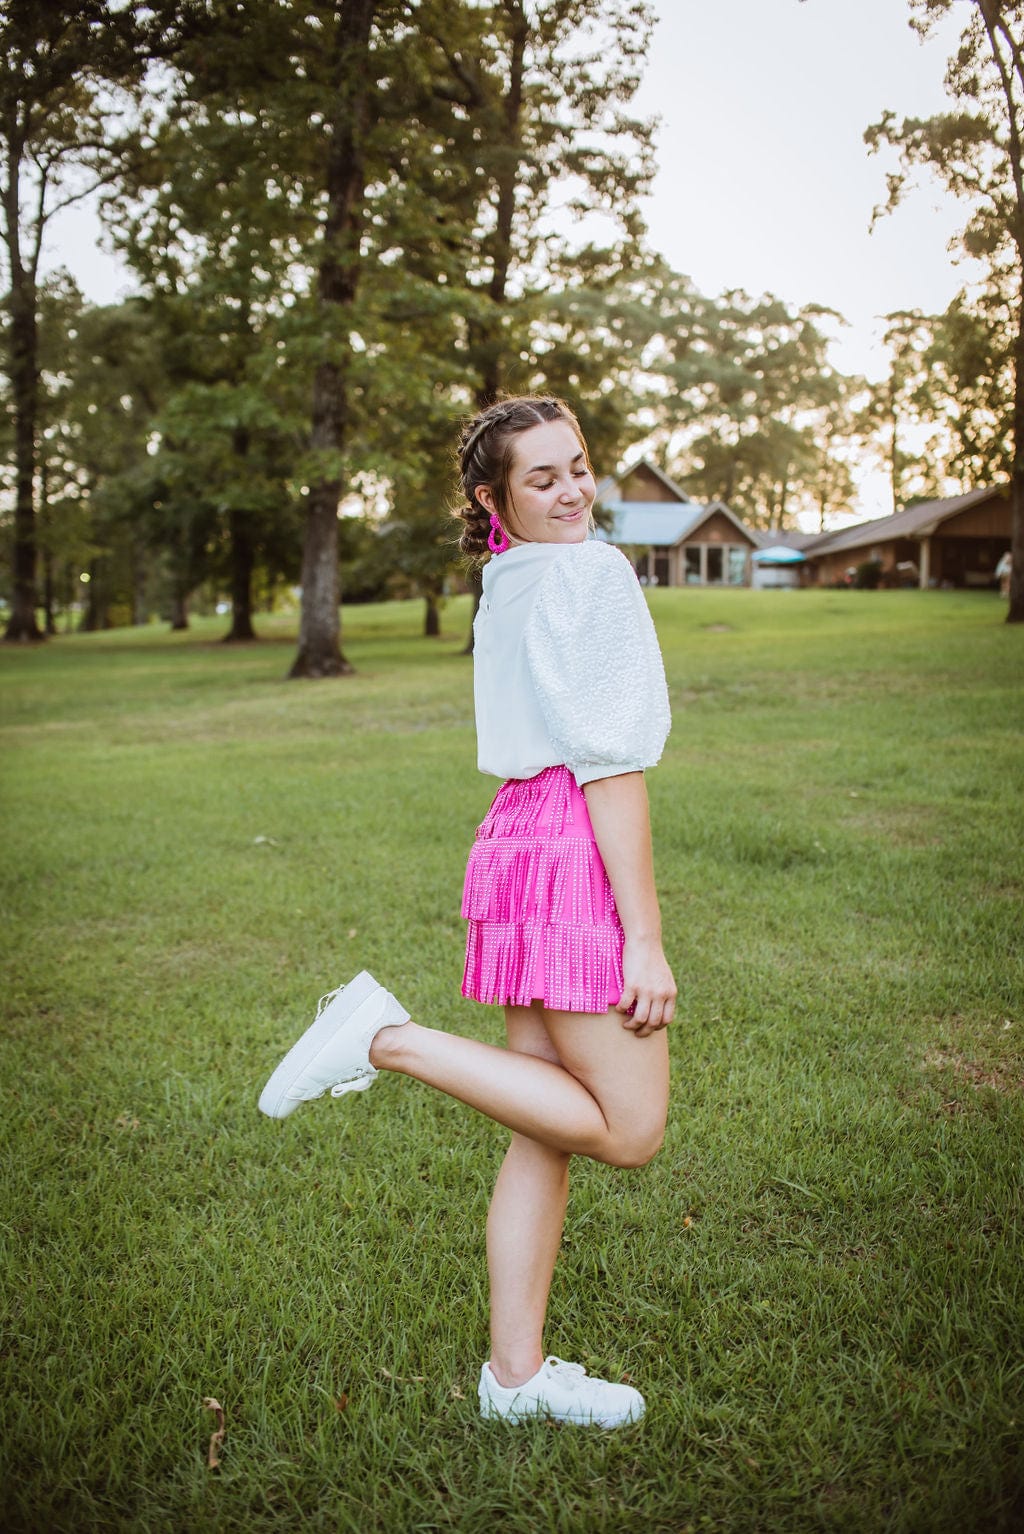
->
[635, 0, 974, 380]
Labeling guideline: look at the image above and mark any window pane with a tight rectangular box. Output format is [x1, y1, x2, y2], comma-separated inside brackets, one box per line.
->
[706, 546, 723, 583]
[685, 547, 701, 583]
[727, 547, 747, 585]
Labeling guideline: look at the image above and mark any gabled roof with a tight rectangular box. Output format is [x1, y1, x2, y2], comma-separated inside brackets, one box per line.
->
[596, 456, 693, 505]
[802, 486, 1009, 559]
[595, 498, 757, 549]
[595, 504, 708, 547]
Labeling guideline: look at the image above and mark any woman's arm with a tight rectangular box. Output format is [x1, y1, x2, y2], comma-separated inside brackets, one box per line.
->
[582, 771, 676, 1036]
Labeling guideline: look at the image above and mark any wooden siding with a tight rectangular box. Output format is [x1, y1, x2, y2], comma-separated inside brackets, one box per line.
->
[940, 496, 1011, 538]
[688, 509, 757, 547]
[807, 530, 1009, 589]
[620, 465, 682, 502]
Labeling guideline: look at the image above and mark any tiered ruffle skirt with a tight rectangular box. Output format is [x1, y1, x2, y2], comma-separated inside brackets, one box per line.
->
[461, 765, 624, 1013]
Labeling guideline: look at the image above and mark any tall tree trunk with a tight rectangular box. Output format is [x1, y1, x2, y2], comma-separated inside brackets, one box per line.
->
[42, 548, 56, 635]
[224, 430, 257, 641]
[4, 266, 42, 641]
[289, 0, 375, 680]
[465, 0, 527, 406]
[169, 583, 189, 631]
[223, 504, 257, 640]
[424, 588, 441, 637]
[1007, 270, 1024, 623]
[889, 398, 901, 515]
[80, 561, 103, 631]
[460, 5, 527, 656]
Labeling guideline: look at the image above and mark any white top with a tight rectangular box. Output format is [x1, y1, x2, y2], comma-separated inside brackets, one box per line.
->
[472, 539, 671, 785]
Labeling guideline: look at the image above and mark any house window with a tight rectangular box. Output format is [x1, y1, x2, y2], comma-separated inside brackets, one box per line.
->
[727, 547, 747, 585]
[653, 552, 670, 586]
[706, 547, 724, 583]
[684, 548, 701, 583]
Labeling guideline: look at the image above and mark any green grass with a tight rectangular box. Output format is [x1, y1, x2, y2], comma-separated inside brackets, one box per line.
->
[1, 588, 1022, 1533]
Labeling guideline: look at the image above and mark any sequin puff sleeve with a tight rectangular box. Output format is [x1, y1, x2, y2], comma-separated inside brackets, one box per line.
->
[523, 541, 671, 786]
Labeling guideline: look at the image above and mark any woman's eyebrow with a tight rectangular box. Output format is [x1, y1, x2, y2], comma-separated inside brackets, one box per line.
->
[524, 451, 585, 475]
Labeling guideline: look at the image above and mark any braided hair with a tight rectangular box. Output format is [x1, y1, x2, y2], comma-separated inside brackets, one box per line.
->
[453, 395, 590, 558]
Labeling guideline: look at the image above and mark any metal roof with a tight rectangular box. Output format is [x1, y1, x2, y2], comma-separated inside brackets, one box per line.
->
[595, 500, 757, 548]
[594, 504, 707, 546]
[802, 485, 1009, 559]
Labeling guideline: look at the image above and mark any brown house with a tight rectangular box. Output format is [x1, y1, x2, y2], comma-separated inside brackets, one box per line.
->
[801, 486, 1012, 590]
[595, 459, 759, 587]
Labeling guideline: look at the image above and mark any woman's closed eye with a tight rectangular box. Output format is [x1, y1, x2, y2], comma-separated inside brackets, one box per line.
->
[531, 471, 589, 490]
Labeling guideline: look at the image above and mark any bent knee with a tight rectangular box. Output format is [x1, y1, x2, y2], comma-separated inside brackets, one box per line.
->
[599, 1123, 665, 1170]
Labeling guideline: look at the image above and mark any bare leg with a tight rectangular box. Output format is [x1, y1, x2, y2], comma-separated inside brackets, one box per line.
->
[369, 1008, 668, 1167]
[486, 1006, 570, 1387]
[370, 1001, 669, 1386]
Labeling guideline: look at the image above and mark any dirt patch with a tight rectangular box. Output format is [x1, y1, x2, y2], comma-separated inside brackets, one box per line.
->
[923, 1047, 1023, 1095]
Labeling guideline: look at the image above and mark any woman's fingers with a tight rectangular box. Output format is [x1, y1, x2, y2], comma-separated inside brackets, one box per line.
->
[617, 986, 675, 1034]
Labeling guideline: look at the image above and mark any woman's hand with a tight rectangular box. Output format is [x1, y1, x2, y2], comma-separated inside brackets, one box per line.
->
[617, 934, 677, 1037]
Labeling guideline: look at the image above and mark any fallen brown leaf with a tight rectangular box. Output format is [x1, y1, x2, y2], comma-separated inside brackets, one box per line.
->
[203, 1397, 225, 1470]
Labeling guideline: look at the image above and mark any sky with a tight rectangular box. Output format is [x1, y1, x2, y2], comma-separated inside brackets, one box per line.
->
[46, 0, 977, 520]
[634, 0, 973, 380]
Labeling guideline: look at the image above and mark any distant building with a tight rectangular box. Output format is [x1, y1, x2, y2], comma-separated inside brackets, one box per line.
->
[799, 487, 1012, 590]
[595, 459, 759, 587]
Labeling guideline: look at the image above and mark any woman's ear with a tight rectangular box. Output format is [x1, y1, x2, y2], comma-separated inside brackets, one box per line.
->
[474, 484, 496, 516]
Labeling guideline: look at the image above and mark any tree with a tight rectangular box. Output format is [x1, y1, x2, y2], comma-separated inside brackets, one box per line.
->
[151, 0, 451, 675]
[106, 65, 309, 641]
[0, 2, 199, 641]
[56, 297, 180, 631]
[0, 2, 153, 639]
[870, 310, 942, 510]
[650, 288, 854, 529]
[420, 0, 656, 403]
[865, 0, 1024, 622]
[417, 0, 657, 648]
[921, 287, 1015, 484]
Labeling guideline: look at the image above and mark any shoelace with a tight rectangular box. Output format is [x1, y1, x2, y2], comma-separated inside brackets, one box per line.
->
[315, 985, 344, 1018]
[312, 981, 374, 1095]
[545, 1357, 587, 1389]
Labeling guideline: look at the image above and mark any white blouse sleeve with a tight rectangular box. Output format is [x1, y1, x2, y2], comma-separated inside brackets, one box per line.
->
[523, 541, 671, 786]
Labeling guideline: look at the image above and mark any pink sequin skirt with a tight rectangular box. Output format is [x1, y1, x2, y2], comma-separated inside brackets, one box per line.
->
[461, 765, 624, 1013]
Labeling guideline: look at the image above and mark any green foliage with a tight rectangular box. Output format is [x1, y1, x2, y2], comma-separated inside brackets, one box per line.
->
[865, 0, 1024, 618]
[923, 288, 1016, 483]
[1, 590, 1022, 1531]
[644, 285, 857, 529]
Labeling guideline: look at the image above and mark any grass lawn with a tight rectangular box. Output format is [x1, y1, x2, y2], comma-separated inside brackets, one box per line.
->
[1, 588, 1022, 1533]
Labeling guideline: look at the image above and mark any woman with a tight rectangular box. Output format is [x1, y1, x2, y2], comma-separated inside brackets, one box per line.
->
[260, 396, 675, 1428]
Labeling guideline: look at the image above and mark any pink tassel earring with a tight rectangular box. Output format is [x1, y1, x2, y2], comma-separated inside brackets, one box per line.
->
[487, 512, 510, 554]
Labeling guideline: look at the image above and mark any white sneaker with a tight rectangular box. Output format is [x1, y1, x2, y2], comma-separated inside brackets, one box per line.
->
[258, 971, 410, 1119]
[478, 1356, 645, 1428]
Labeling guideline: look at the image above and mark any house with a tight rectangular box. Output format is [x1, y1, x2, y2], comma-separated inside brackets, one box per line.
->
[800, 487, 1012, 590]
[594, 459, 760, 587]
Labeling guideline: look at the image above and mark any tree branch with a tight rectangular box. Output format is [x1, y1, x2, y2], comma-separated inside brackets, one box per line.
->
[977, 0, 1024, 255]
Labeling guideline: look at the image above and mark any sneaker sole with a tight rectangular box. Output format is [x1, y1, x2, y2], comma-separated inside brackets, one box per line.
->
[258, 970, 381, 1119]
[478, 1398, 644, 1428]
